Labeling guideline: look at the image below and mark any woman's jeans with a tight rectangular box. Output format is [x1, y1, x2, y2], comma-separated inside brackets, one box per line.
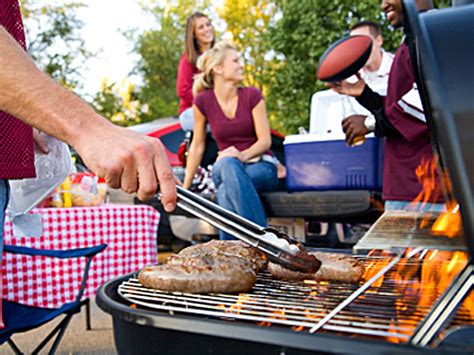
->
[384, 200, 446, 212]
[212, 157, 278, 240]
[0, 180, 10, 267]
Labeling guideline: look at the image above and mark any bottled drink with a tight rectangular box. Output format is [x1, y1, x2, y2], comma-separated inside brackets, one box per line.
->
[351, 135, 366, 147]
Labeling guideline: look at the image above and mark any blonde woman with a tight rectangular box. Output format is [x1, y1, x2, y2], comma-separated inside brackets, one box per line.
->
[176, 12, 214, 131]
[182, 41, 279, 240]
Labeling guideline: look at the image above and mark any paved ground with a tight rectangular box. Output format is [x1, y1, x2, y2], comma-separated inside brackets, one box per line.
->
[0, 252, 174, 354]
[0, 299, 116, 355]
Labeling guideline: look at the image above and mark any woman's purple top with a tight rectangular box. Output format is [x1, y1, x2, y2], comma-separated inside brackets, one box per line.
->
[194, 86, 264, 152]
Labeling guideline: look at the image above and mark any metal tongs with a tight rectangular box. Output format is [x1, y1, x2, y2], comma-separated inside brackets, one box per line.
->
[165, 186, 321, 273]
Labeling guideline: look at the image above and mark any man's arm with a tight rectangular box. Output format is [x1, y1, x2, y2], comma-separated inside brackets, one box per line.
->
[0, 26, 176, 210]
[327, 77, 398, 137]
[355, 85, 398, 137]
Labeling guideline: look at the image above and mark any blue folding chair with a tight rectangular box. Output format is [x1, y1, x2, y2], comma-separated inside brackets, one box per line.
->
[0, 243, 107, 354]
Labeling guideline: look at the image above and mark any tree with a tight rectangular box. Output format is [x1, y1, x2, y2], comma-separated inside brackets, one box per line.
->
[131, 0, 212, 122]
[20, 1, 93, 91]
[218, 0, 277, 92]
[91, 78, 145, 127]
[267, 0, 406, 134]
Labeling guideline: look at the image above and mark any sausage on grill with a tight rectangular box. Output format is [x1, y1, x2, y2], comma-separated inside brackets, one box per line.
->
[268, 252, 364, 283]
[138, 254, 256, 294]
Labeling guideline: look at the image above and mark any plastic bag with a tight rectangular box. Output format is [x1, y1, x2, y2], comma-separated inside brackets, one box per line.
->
[7, 134, 73, 237]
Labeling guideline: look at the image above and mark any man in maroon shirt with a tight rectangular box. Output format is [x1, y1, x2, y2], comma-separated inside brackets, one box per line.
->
[0, 1, 177, 207]
[328, 0, 444, 211]
[0, 0, 177, 328]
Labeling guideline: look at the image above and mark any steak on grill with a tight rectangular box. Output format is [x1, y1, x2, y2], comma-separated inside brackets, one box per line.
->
[138, 254, 257, 294]
[268, 252, 364, 283]
[138, 240, 266, 293]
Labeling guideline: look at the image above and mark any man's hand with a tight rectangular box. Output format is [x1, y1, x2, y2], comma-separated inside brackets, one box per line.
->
[33, 129, 49, 154]
[74, 124, 177, 212]
[325, 73, 366, 97]
[342, 115, 369, 146]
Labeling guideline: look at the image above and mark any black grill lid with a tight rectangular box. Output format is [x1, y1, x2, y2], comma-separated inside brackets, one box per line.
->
[404, 1, 474, 259]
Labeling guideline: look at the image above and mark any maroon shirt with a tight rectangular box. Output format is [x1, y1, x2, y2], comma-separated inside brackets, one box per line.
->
[0, 0, 35, 180]
[176, 53, 199, 115]
[383, 42, 442, 202]
[194, 87, 264, 152]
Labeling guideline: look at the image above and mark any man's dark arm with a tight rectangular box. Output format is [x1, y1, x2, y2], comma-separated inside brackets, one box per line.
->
[356, 85, 398, 137]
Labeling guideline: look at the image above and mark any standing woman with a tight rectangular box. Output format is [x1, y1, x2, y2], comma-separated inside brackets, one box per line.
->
[182, 41, 279, 240]
[177, 12, 214, 131]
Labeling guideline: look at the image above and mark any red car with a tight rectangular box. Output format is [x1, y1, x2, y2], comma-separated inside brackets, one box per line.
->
[128, 117, 187, 167]
[128, 117, 286, 168]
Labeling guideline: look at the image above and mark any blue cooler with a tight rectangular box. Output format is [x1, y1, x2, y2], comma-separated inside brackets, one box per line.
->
[284, 134, 384, 191]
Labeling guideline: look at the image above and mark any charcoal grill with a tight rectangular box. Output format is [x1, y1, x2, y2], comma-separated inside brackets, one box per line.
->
[96, 2, 474, 353]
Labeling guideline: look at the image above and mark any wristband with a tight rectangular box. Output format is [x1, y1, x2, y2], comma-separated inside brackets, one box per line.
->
[364, 114, 376, 132]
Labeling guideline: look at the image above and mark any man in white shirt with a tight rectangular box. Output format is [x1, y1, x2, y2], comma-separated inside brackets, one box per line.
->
[310, 21, 394, 143]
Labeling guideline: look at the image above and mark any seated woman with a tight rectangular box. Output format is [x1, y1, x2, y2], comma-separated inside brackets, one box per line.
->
[182, 41, 279, 240]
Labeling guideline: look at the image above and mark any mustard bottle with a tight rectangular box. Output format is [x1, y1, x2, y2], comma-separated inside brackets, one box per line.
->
[61, 176, 72, 208]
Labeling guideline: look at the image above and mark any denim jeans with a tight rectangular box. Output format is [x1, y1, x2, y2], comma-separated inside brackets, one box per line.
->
[0, 180, 9, 267]
[384, 200, 446, 212]
[212, 157, 278, 240]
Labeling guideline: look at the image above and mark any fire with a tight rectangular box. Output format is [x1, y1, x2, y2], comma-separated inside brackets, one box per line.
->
[361, 248, 472, 343]
[431, 204, 462, 238]
[411, 156, 442, 211]
[257, 308, 287, 327]
[410, 156, 463, 237]
[217, 294, 250, 315]
[362, 250, 393, 287]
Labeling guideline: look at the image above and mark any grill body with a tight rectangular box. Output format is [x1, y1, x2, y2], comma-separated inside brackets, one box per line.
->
[98, 273, 453, 354]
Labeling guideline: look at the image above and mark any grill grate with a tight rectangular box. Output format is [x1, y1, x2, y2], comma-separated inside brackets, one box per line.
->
[354, 211, 466, 253]
[118, 253, 474, 343]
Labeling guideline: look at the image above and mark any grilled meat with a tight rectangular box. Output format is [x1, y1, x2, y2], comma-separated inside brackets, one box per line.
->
[268, 252, 364, 283]
[138, 240, 266, 294]
[176, 240, 267, 272]
[138, 254, 256, 294]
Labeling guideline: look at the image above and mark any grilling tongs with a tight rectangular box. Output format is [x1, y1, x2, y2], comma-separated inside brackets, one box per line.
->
[164, 186, 321, 273]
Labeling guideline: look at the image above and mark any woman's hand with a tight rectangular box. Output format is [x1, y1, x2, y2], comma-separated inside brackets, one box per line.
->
[325, 73, 366, 97]
[217, 146, 244, 161]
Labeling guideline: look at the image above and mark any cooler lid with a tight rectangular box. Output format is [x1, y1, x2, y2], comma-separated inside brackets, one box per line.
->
[404, 1, 474, 257]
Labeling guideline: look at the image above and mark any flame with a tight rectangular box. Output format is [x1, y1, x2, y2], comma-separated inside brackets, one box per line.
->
[217, 294, 250, 315]
[410, 156, 441, 211]
[362, 250, 394, 287]
[256, 308, 287, 327]
[358, 248, 472, 343]
[431, 204, 462, 238]
[409, 156, 463, 237]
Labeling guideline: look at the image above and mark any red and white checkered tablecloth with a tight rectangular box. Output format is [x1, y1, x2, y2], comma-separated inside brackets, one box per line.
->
[1, 205, 160, 308]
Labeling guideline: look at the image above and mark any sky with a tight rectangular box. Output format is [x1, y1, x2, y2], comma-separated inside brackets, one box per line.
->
[76, 0, 156, 97]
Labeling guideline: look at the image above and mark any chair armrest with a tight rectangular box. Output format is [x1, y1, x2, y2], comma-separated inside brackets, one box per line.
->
[3, 244, 107, 259]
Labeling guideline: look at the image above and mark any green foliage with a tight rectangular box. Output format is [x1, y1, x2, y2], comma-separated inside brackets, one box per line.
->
[218, 0, 277, 93]
[92, 79, 144, 127]
[21, 1, 93, 91]
[133, 17, 182, 121]
[267, 0, 403, 134]
[130, 0, 212, 122]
